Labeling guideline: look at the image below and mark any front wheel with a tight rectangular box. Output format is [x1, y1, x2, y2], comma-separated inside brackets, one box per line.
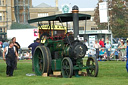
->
[61, 57, 73, 78]
[86, 56, 98, 77]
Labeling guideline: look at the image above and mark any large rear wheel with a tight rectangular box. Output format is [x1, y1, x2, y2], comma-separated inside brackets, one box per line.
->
[43, 46, 52, 74]
[33, 46, 51, 76]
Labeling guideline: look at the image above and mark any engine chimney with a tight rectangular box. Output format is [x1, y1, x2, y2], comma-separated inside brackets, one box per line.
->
[72, 5, 79, 40]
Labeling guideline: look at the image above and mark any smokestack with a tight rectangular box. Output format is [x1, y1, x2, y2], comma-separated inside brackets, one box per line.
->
[55, 0, 58, 7]
[72, 5, 79, 40]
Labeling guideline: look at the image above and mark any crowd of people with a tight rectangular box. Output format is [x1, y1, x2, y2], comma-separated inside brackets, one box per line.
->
[86, 38, 128, 61]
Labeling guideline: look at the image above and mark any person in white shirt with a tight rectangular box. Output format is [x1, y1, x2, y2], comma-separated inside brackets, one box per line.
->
[105, 41, 111, 60]
[88, 48, 96, 57]
[24, 51, 30, 60]
[93, 40, 101, 59]
[84, 39, 89, 48]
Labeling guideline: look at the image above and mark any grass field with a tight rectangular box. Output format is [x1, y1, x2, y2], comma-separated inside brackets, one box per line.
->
[0, 59, 128, 85]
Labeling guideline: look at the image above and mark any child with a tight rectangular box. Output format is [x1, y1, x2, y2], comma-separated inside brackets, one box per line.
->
[114, 49, 119, 61]
[103, 52, 107, 60]
[99, 48, 105, 60]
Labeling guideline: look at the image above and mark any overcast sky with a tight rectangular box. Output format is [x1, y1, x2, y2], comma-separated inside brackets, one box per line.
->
[32, 0, 98, 8]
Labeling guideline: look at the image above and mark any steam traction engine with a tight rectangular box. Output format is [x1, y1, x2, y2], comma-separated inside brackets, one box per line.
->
[28, 5, 98, 78]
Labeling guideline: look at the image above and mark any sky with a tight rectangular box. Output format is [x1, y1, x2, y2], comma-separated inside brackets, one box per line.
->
[32, 0, 98, 8]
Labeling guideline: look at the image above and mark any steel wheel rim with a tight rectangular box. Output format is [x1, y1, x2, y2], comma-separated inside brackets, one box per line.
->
[33, 47, 45, 76]
[61, 57, 73, 78]
[62, 59, 70, 77]
[87, 58, 95, 76]
[86, 56, 98, 77]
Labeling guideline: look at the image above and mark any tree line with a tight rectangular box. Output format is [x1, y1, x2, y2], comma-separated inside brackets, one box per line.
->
[94, 0, 128, 38]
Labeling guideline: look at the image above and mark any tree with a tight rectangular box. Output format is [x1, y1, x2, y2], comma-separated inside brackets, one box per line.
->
[94, 0, 128, 38]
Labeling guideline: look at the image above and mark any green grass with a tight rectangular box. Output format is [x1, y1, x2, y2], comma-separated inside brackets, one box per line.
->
[0, 60, 128, 85]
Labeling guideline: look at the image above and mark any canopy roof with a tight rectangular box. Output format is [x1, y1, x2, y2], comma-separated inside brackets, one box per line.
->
[28, 13, 91, 23]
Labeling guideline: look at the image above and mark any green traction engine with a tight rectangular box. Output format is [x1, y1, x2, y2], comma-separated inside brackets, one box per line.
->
[28, 5, 98, 78]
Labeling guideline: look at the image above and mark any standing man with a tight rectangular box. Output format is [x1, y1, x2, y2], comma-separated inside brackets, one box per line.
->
[99, 38, 105, 47]
[105, 37, 111, 44]
[105, 41, 111, 60]
[28, 38, 40, 71]
[3, 41, 18, 77]
[12, 37, 20, 70]
[118, 40, 126, 61]
[126, 40, 128, 72]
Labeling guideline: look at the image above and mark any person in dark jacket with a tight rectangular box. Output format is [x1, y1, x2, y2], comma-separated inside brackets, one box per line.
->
[3, 41, 18, 77]
[28, 38, 40, 71]
[126, 40, 128, 72]
[12, 37, 20, 70]
[28, 38, 40, 56]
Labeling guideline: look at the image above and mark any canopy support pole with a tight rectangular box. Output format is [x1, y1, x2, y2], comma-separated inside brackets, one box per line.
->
[66, 22, 68, 34]
[59, 17, 64, 27]
[53, 21, 55, 37]
[49, 21, 52, 37]
[38, 22, 43, 29]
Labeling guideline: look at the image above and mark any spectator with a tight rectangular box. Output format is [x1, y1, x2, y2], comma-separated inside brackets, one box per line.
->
[99, 38, 105, 47]
[0, 41, 3, 48]
[118, 40, 126, 61]
[12, 37, 20, 70]
[84, 39, 89, 48]
[103, 52, 107, 60]
[105, 41, 111, 60]
[3, 41, 18, 77]
[105, 37, 111, 44]
[24, 51, 31, 60]
[99, 48, 106, 60]
[93, 40, 101, 59]
[126, 40, 128, 72]
[28, 38, 40, 71]
[117, 38, 121, 47]
[2, 40, 9, 48]
[0, 41, 3, 57]
[88, 48, 96, 57]
[114, 49, 119, 61]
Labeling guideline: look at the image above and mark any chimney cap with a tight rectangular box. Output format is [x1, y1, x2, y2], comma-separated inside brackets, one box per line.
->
[72, 5, 79, 10]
